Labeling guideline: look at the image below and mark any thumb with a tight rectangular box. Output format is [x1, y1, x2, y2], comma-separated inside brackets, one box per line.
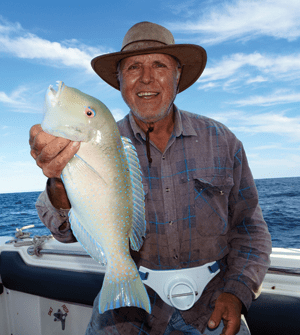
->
[208, 307, 223, 329]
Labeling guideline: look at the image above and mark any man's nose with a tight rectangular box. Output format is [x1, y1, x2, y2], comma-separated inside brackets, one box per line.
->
[140, 66, 153, 84]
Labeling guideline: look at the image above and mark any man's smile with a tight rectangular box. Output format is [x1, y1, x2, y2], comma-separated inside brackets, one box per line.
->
[137, 92, 159, 99]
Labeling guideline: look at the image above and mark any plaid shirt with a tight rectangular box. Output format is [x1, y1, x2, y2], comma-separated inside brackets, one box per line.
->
[36, 106, 272, 334]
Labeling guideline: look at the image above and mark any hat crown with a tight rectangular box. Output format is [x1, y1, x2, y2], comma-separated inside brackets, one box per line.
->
[121, 22, 175, 51]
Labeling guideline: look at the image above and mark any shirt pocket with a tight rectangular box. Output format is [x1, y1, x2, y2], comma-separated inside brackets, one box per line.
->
[193, 174, 234, 236]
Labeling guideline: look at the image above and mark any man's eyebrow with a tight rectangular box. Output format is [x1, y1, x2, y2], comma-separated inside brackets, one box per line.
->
[153, 60, 166, 64]
[126, 61, 141, 67]
[122, 59, 167, 69]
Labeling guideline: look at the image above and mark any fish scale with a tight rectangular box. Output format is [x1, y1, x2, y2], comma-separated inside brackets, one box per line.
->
[41, 81, 151, 314]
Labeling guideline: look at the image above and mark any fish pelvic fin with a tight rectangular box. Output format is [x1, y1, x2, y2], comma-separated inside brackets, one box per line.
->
[69, 209, 107, 265]
[99, 263, 151, 314]
[121, 136, 146, 251]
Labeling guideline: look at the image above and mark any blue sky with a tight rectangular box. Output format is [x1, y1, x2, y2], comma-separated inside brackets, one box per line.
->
[0, 0, 300, 193]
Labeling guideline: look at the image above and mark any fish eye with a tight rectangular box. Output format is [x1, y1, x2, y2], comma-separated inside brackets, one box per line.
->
[84, 107, 96, 118]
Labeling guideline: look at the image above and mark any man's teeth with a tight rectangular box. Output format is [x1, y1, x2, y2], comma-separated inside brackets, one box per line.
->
[137, 92, 158, 97]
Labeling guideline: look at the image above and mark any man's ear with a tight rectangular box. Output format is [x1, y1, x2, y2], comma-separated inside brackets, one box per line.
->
[176, 65, 183, 93]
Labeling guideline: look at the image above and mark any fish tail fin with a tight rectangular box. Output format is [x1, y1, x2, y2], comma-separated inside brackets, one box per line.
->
[98, 266, 151, 314]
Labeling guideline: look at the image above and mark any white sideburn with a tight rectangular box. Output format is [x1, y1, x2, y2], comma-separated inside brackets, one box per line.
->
[139, 261, 220, 310]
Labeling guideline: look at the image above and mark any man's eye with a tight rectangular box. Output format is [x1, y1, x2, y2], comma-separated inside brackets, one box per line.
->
[128, 65, 139, 70]
[155, 63, 166, 68]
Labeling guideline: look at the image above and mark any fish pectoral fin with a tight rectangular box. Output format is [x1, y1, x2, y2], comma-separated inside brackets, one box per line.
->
[121, 137, 146, 251]
[72, 153, 107, 185]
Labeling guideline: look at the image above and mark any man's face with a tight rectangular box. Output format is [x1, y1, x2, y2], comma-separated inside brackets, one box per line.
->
[119, 53, 181, 124]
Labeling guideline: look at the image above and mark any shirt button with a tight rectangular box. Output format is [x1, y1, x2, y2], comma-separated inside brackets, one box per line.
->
[173, 254, 179, 260]
[166, 188, 170, 192]
[169, 221, 173, 225]
[162, 155, 166, 160]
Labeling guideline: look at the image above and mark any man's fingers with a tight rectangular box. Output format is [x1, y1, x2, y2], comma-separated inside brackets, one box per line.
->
[41, 141, 80, 178]
[208, 306, 223, 329]
[31, 128, 58, 151]
[29, 124, 43, 159]
[29, 124, 42, 146]
[223, 318, 240, 335]
[38, 137, 72, 163]
[29, 123, 81, 178]
[30, 125, 58, 161]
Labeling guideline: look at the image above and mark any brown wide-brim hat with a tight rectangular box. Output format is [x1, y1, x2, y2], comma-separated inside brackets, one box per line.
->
[91, 21, 207, 93]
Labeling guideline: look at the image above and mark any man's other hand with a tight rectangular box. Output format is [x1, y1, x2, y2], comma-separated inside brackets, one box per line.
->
[207, 292, 243, 335]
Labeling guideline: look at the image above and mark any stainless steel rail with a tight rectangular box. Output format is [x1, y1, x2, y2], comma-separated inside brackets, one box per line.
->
[268, 266, 300, 276]
[26, 247, 300, 277]
[27, 246, 91, 257]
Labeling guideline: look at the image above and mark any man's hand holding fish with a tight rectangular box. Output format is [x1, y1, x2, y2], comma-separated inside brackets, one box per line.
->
[30, 22, 272, 335]
[30, 124, 80, 211]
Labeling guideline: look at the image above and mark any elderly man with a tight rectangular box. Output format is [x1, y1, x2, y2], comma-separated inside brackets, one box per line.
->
[29, 22, 272, 335]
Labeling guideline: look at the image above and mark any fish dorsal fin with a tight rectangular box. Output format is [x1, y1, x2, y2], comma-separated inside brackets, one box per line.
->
[121, 136, 146, 251]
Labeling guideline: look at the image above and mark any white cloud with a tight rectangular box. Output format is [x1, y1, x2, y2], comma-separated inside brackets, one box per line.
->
[0, 91, 15, 104]
[166, 0, 197, 17]
[252, 143, 300, 151]
[234, 91, 300, 107]
[252, 144, 283, 151]
[0, 15, 22, 34]
[201, 52, 300, 82]
[168, 0, 300, 44]
[0, 17, 109, 73]
[210, 110, 300, 141]
[197, 82, 218, 90]
[111, 108, 126, 122]
[246, 76, 267, 84]
[198, 52, 300, 92]
[0, 85, 40, 113]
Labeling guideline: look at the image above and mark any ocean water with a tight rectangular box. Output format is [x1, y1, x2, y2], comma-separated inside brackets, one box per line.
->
[0, 177, 299, 248]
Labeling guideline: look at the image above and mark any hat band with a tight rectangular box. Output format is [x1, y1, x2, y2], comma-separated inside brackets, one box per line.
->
[122, 40, 167, 52]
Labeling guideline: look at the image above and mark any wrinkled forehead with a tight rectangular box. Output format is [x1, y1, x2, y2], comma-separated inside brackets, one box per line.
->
[118, 53, 179, 69]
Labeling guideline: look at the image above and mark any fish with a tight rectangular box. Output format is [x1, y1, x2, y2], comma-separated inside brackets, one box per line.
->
[41, 81, 151, 314]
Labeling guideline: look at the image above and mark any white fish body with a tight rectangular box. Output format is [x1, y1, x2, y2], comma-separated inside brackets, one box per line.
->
[41, 81, 151, 314]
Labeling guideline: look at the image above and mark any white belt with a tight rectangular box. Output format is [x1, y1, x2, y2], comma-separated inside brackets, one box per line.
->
[139, 261, 220, 311]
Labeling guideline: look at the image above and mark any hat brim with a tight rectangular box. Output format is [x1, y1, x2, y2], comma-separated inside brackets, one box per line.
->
[91, 44, 207, 93]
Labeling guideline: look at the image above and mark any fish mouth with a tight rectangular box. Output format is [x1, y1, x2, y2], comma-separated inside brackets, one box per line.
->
[43, 124, 90, 142]
[46, 81, 65, 104]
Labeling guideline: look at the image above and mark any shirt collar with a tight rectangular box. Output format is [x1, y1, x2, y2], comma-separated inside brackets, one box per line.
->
[129, 105, 197, 142]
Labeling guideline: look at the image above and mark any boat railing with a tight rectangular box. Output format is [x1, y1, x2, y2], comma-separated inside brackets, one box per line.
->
[27, 246, 90, 257]
[26, 246, 300, 276]
[267, 266, 300, 276]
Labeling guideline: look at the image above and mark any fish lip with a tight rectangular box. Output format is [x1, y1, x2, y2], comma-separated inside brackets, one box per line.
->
[56, 81, 65, 97]
[47, 81, 65, 99]
[43, 124, 90, 142]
